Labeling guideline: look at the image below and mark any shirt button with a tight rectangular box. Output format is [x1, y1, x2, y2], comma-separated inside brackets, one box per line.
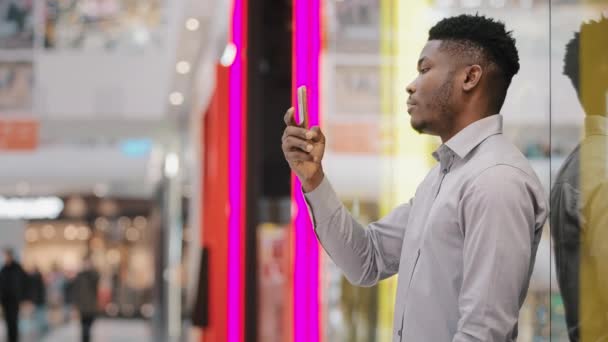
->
[398, 330, 402, 337]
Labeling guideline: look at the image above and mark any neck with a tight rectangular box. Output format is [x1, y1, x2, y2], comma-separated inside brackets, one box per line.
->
[439, 101, 496, 144]
[440, 112, 488, 143]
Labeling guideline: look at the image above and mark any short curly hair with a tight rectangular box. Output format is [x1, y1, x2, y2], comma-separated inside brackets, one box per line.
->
[429, 14, 520, 112]
[563, 16, 608, 98]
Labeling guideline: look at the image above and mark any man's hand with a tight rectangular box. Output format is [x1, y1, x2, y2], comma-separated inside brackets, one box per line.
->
[281, 107, 326, 192]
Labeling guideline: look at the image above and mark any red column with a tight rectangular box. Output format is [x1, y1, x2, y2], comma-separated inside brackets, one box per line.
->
[201, 65, 230, 342]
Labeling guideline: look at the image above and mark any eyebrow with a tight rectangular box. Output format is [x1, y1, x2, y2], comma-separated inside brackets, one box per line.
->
[417, 57, 427, 68]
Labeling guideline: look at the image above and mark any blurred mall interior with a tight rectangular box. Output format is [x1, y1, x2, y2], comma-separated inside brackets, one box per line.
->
[0, 0, 606, 341]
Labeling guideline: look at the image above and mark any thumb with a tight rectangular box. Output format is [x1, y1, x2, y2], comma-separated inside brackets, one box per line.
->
[310, 126, 325, 142]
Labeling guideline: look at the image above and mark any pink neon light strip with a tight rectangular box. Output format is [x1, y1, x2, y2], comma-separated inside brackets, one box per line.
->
[292, 0, 321, 341]
[228, 0, 245, 341]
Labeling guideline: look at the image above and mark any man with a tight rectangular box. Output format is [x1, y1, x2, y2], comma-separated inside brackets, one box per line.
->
[0, 248, 28, 342]
[551, 16, 608, 341]
[72, 256, 100, 342]
[27, 266, 48, 336]
[282, 14, 547, 341]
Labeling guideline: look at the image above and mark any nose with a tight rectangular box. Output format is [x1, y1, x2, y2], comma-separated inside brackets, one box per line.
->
[406, 80, 416, 95]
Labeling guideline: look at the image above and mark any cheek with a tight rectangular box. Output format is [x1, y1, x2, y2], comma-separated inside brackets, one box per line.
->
[417, 78, 437, 102]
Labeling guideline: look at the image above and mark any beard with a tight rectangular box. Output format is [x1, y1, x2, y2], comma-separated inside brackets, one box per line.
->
[410, 73, 455, 134]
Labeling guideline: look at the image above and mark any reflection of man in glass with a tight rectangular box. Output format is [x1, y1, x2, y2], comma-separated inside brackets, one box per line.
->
[551, 17, 608, 342]
[282, 15, 548, 341]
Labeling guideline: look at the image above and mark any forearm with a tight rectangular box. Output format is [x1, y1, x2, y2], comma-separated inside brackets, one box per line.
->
[305, 177, 382, 286]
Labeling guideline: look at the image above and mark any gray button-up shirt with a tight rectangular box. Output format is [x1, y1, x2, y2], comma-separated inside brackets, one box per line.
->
[305, 114, 548, 342]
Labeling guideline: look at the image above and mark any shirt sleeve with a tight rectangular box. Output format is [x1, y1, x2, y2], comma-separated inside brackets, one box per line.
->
[304, 176, 412, 287]
[452, 165, 545, 342]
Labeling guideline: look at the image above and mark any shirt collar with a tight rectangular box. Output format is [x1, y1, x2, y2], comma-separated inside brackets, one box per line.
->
[433, 114, 503, 161]
[585, 115, 607, 137]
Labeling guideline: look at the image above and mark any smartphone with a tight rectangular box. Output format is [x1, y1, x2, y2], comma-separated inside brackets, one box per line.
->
[297, 85, 309, 129]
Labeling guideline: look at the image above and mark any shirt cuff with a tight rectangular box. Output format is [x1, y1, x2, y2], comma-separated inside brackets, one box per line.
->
[303, 176, 342, 226]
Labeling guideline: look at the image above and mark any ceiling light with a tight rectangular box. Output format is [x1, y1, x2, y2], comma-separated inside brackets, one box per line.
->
[118, 216, 131, 229]
[25, 229, 39, 243]
[93, 183, 109, 198]
[42, 224, 56, 239]
[95, 217, 110, 231]
[134, 216, 147, 229]
[77, 226, 91, 240]
[0, 196, 64, 219]
[176, 61, 191, 74]
[185, 18, 200, 31]
[169, 92, 184, 106]
[64, 224, 78, 240]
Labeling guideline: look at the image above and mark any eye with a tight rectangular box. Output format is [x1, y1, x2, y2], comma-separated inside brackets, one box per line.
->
[419, 67, 430, 74]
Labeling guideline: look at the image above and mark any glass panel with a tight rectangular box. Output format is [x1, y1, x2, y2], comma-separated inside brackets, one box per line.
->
[321, 1, 551, 341]
[550, 2, 608, 341]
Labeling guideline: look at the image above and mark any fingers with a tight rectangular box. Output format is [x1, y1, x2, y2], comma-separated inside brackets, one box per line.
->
[282, 135, 313, 154]
[309, 126, 324, 143]
[283, 126, 316, 141]
[282, 106, 326, 165]
[285, 151, 314, 162]
[283, 107, 323, 140]
[283, 107, 297, 126]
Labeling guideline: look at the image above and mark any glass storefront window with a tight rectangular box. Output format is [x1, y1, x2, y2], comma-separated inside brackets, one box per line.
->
[44, 0, 165, 50]
[550, 2, 608, 341]
[320, 0, 561, 341]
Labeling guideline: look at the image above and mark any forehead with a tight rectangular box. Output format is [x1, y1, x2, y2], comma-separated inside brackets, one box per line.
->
[419, 40, 451, 64]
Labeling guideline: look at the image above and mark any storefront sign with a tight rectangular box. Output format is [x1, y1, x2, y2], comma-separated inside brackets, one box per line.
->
[0, 119, 39, 151]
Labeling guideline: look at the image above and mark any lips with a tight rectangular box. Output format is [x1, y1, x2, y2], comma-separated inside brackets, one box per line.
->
[407, 101, 417, 114]
[407, 97, 417, 114]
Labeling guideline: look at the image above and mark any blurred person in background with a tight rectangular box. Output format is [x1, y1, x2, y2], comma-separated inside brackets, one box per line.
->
[47, 263, 68, 325]
[0, 248, 28, 342]
[4, 0, 31, 34]
[72, 256, 100, 342]
[63, 269, 76, 322]
[27, 266, 48, 337]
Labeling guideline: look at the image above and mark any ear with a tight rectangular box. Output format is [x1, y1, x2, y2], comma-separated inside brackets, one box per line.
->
[462, 65, 483, 92]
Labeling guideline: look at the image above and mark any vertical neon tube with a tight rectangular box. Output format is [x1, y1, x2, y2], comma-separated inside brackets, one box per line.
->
[292, 0, 321, 342]
[228, 0, 246, 341]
